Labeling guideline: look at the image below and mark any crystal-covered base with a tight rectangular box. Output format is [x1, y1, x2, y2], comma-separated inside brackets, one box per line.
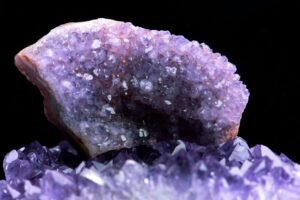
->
[1, 137, 300, 200]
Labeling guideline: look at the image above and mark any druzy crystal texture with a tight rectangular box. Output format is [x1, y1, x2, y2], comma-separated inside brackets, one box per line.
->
[1, 138, 300, 200]
[15, 19, 249, 156]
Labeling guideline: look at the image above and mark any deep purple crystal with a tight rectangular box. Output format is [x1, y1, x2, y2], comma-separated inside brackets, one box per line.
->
[1, 137, 299, 199]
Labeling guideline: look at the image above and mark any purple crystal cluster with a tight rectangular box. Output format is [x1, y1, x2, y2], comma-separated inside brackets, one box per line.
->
[1, 137, 300, 200]
[15, 19, 249, 156]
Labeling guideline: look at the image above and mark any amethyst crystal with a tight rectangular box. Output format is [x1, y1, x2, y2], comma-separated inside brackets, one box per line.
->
[15, 19, 249, 156]
[1, 138, 300, 199]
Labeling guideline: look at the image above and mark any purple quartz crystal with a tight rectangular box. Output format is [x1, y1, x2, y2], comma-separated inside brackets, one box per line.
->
[15, 19, 249, 156]
[1, 138, 300, 199]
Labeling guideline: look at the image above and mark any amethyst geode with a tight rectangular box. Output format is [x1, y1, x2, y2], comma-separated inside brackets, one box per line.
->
[6, 18, 300, 200]
[15, 19, 249, 156]
[1, 138, 300, 199]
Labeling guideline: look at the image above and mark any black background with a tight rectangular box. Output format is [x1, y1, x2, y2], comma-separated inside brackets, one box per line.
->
[1, 1, 298, 178]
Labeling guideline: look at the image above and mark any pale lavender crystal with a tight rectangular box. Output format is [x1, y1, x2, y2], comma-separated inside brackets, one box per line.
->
[15, 19, 249, 156]
[1, 138, 300, 200]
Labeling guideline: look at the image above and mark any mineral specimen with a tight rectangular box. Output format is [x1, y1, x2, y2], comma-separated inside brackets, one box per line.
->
[15, 19, 249, 156]
[1, 138, 300, 200]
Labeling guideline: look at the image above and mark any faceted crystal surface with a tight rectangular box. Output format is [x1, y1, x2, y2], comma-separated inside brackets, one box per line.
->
[1, 137, 300, 200]
[15, 19, 249, 156]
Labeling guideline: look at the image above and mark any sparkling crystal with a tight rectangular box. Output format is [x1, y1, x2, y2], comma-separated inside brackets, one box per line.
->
[0, 137, 299, 199]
